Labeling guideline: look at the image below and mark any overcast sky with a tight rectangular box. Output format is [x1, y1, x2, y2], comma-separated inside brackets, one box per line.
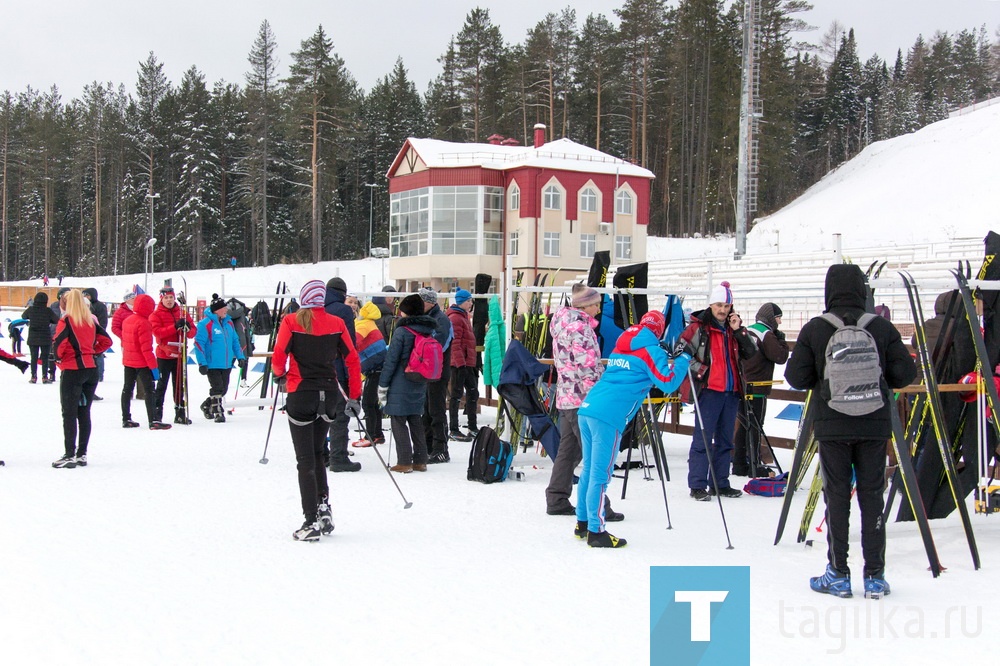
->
[3, 0, 999, 100]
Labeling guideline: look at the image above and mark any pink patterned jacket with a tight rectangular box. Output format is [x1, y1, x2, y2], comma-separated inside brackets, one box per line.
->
[549, 306, 603, 410]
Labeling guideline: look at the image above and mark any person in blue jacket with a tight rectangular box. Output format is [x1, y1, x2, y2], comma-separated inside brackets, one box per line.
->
[194, 294, 245, 422]
[576, 311, 691, 548]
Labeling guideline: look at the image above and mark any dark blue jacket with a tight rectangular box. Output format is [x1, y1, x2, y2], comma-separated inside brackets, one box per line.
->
[379, 315, 435, 416]
[325, 288, 357, 387]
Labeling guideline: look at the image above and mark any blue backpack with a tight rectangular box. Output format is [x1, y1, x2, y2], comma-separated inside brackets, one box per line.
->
[467, 426, 513, 484]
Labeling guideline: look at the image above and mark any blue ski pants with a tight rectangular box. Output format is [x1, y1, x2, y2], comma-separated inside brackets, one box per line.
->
[687, 389, 740, 490]
[577, 414, 621, 533]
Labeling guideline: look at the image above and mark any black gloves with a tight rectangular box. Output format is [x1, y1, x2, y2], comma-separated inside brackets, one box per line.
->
[774, 329, 786, 342]
[673, 339, 696, 360]
[274, 375, 287, 392]
[175, 319, 190, 331]
[199, 366, 208, 375]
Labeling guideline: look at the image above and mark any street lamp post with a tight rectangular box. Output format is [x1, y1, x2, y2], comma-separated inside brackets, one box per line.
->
[145, 192, 160, 272]
[365, 183, 378, 257]
[144, 237, 158, 293]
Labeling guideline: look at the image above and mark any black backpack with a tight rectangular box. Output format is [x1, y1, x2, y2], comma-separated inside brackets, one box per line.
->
[467, 426, 513, 484]
[250, 300, 273, 335]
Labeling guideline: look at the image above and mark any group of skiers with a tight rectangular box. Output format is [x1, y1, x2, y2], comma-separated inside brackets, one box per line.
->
[268, 278, 481, 541]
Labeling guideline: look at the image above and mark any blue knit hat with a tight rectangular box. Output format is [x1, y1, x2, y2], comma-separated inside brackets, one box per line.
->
[454, 289, 472, 305]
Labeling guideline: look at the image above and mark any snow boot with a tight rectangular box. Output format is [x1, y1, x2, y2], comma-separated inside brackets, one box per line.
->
[690, 488, 712, 502]
[810, 565, 853, 598]
[174, 408, 192, 425]
[390, 464, 413, 474]
[292, 520, 321, 542]
[200, 398, 213, 420]
[587, 530, 627, 548]
[574, 521, 588, 540]
[863, 574, 891, 599]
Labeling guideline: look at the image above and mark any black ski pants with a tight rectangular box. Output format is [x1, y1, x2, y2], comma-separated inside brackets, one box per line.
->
[448, 365, 479, 432]
[60, 367, 97, 457]
[154, 357, 182, 418]
[122, 366, 157, 425]
[362, 371, 384, 441]
[818, 438, 887, 577]
[326, 378, 350, 465]
[390, 414, 428, 465]
[29, 344, 50, 381]
[286, 390, 332, 522]
[422, 362, 451, 455]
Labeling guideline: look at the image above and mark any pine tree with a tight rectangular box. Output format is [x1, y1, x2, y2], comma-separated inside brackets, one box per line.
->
[822, 28, 863, 167]
[426, 40, 465, 142]
[454, 8, 508, 142]
[573, 14, 624, 152]
[243, 20, 280, 266]
[174, 66, 219, 269]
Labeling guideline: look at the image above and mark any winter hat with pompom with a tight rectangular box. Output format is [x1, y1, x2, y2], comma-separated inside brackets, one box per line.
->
[709, 281, 733, 305]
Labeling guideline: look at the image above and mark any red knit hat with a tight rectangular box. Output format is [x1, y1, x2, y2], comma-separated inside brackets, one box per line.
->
[639, 311, 666, 339]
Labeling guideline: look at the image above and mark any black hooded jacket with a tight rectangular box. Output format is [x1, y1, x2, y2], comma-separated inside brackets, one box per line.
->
[83, 288, 109, 329]
[784, 264, 916, 441]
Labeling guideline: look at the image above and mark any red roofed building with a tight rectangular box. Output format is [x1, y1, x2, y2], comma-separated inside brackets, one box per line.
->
[385, 124, 654, 292]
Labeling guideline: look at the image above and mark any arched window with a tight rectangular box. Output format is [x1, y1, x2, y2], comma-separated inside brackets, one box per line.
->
[579, 187, 598, 213]
[509, 184, 520, 211]
[543, 185, 562, 211]
[615, 190, 633, 215]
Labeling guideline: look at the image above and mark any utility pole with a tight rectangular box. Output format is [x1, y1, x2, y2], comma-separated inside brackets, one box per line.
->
[365, 183, 378, 257]
[735, 0, 762, 258]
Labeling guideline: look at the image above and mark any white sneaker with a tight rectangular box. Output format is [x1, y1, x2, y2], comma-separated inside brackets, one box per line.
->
[75, 455, 88, 467]
[318, 502, 335, 535]
[293, 521, 321, 542]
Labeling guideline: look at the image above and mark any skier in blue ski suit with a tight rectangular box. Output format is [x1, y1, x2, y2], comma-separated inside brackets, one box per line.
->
[577, 311, 690, 547]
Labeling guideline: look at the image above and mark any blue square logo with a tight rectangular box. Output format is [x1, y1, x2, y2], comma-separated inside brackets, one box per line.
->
[650, 566, 750, 665]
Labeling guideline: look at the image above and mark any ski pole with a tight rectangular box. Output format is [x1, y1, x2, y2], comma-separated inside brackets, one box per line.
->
[259, 385, 282, 464]
[686, 366, 735, 549]
[335, 381, 412, 509]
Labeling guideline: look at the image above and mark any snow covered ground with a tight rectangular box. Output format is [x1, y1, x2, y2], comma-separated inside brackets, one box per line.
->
[4, 101, 1000, 664]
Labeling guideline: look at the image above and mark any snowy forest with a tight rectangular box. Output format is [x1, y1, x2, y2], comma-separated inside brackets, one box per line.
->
[1, 0, 998, 280]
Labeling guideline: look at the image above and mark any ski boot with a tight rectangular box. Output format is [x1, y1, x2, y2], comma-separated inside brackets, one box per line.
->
[574, 521, 588, 540]
[810, 565, 853, 598]
[587, 530, 627, 548]
[863, 574, 891, 599]
[292, 520, 321, 542]
[317, 501, 335, 535]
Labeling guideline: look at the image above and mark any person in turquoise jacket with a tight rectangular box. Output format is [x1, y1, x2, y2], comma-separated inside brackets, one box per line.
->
[576, 310, 691, 548]
[482, 294, 506, 388]
[194, 295, 245, 422]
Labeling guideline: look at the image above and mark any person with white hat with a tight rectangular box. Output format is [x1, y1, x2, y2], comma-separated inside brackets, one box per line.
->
[677, 281, 757, 501]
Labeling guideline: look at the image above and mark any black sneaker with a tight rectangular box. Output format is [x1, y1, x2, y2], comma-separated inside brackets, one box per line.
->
[292, 520, 321, 542]
[123, 420, 140, 428]
[427, 452, 450, 464]
[574, 521, 588, 539]
[587, 530, 627, 548]
[317, 502, 335, 535]
[330, 460, 361, 473]
[709, 486, 743, 498]
[467, 425, 480, 436]
[52, 454, 77, 469]
[92, 395, 103, 401]
[690, 488, 712, 502]
[449, 430, 474, 442]
[150, 421, 172, 430]
[74, 454, 88, 467]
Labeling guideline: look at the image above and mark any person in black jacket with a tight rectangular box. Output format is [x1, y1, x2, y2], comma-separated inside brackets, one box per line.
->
[785, 263, 916, 599]
[21, 292, 60, 384]
[418, 287, 454, 463]
[324, 277, 360, 472]
[83, 288, 109, 397]
[733, 302, 789, 477]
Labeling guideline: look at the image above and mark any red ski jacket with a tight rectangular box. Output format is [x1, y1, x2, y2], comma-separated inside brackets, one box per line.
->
[272, 309, 361, 397]
[149, 302, 195, 359]
[121, 295, 158, 370]
[54, 316, 112, 371]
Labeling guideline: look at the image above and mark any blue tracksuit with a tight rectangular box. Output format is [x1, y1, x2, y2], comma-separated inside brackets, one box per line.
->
[577, 325, 689, 533]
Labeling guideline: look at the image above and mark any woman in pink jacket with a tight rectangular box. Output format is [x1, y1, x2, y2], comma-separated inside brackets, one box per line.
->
[121, 294, 171, 430]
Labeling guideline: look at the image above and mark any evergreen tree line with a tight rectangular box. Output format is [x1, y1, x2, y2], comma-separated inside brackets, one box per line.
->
[1, 1, 998, 280]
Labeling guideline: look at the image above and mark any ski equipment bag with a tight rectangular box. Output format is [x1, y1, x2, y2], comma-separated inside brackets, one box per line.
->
[466, 426, 513, 484]
[250, 301, 273, 335]
[402, 327, 443, 382]
[820, 312, 884, 416]
[743, 472, 788, 497]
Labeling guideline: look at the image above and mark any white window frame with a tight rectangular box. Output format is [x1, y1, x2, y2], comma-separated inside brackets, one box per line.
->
[509, 184, 520, 211]
[614, 234, 632, 260]
[580, 233, 596, 258]
[615, 190, 633, 215]
[579, 187, 598, 213]
[508, 231, 519, 256]
[543, 232, 561, 257]
[543, 185, 562, 211]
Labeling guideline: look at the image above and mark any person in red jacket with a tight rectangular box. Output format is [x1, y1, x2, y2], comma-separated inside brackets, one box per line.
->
[149, 286, 195, 424]
[446, 288, 479, 441]
[51, 290, 113, 468]
[121, 294, 170, 430]
[112, 287, 147, 401]
[272, 280, 362, 541]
